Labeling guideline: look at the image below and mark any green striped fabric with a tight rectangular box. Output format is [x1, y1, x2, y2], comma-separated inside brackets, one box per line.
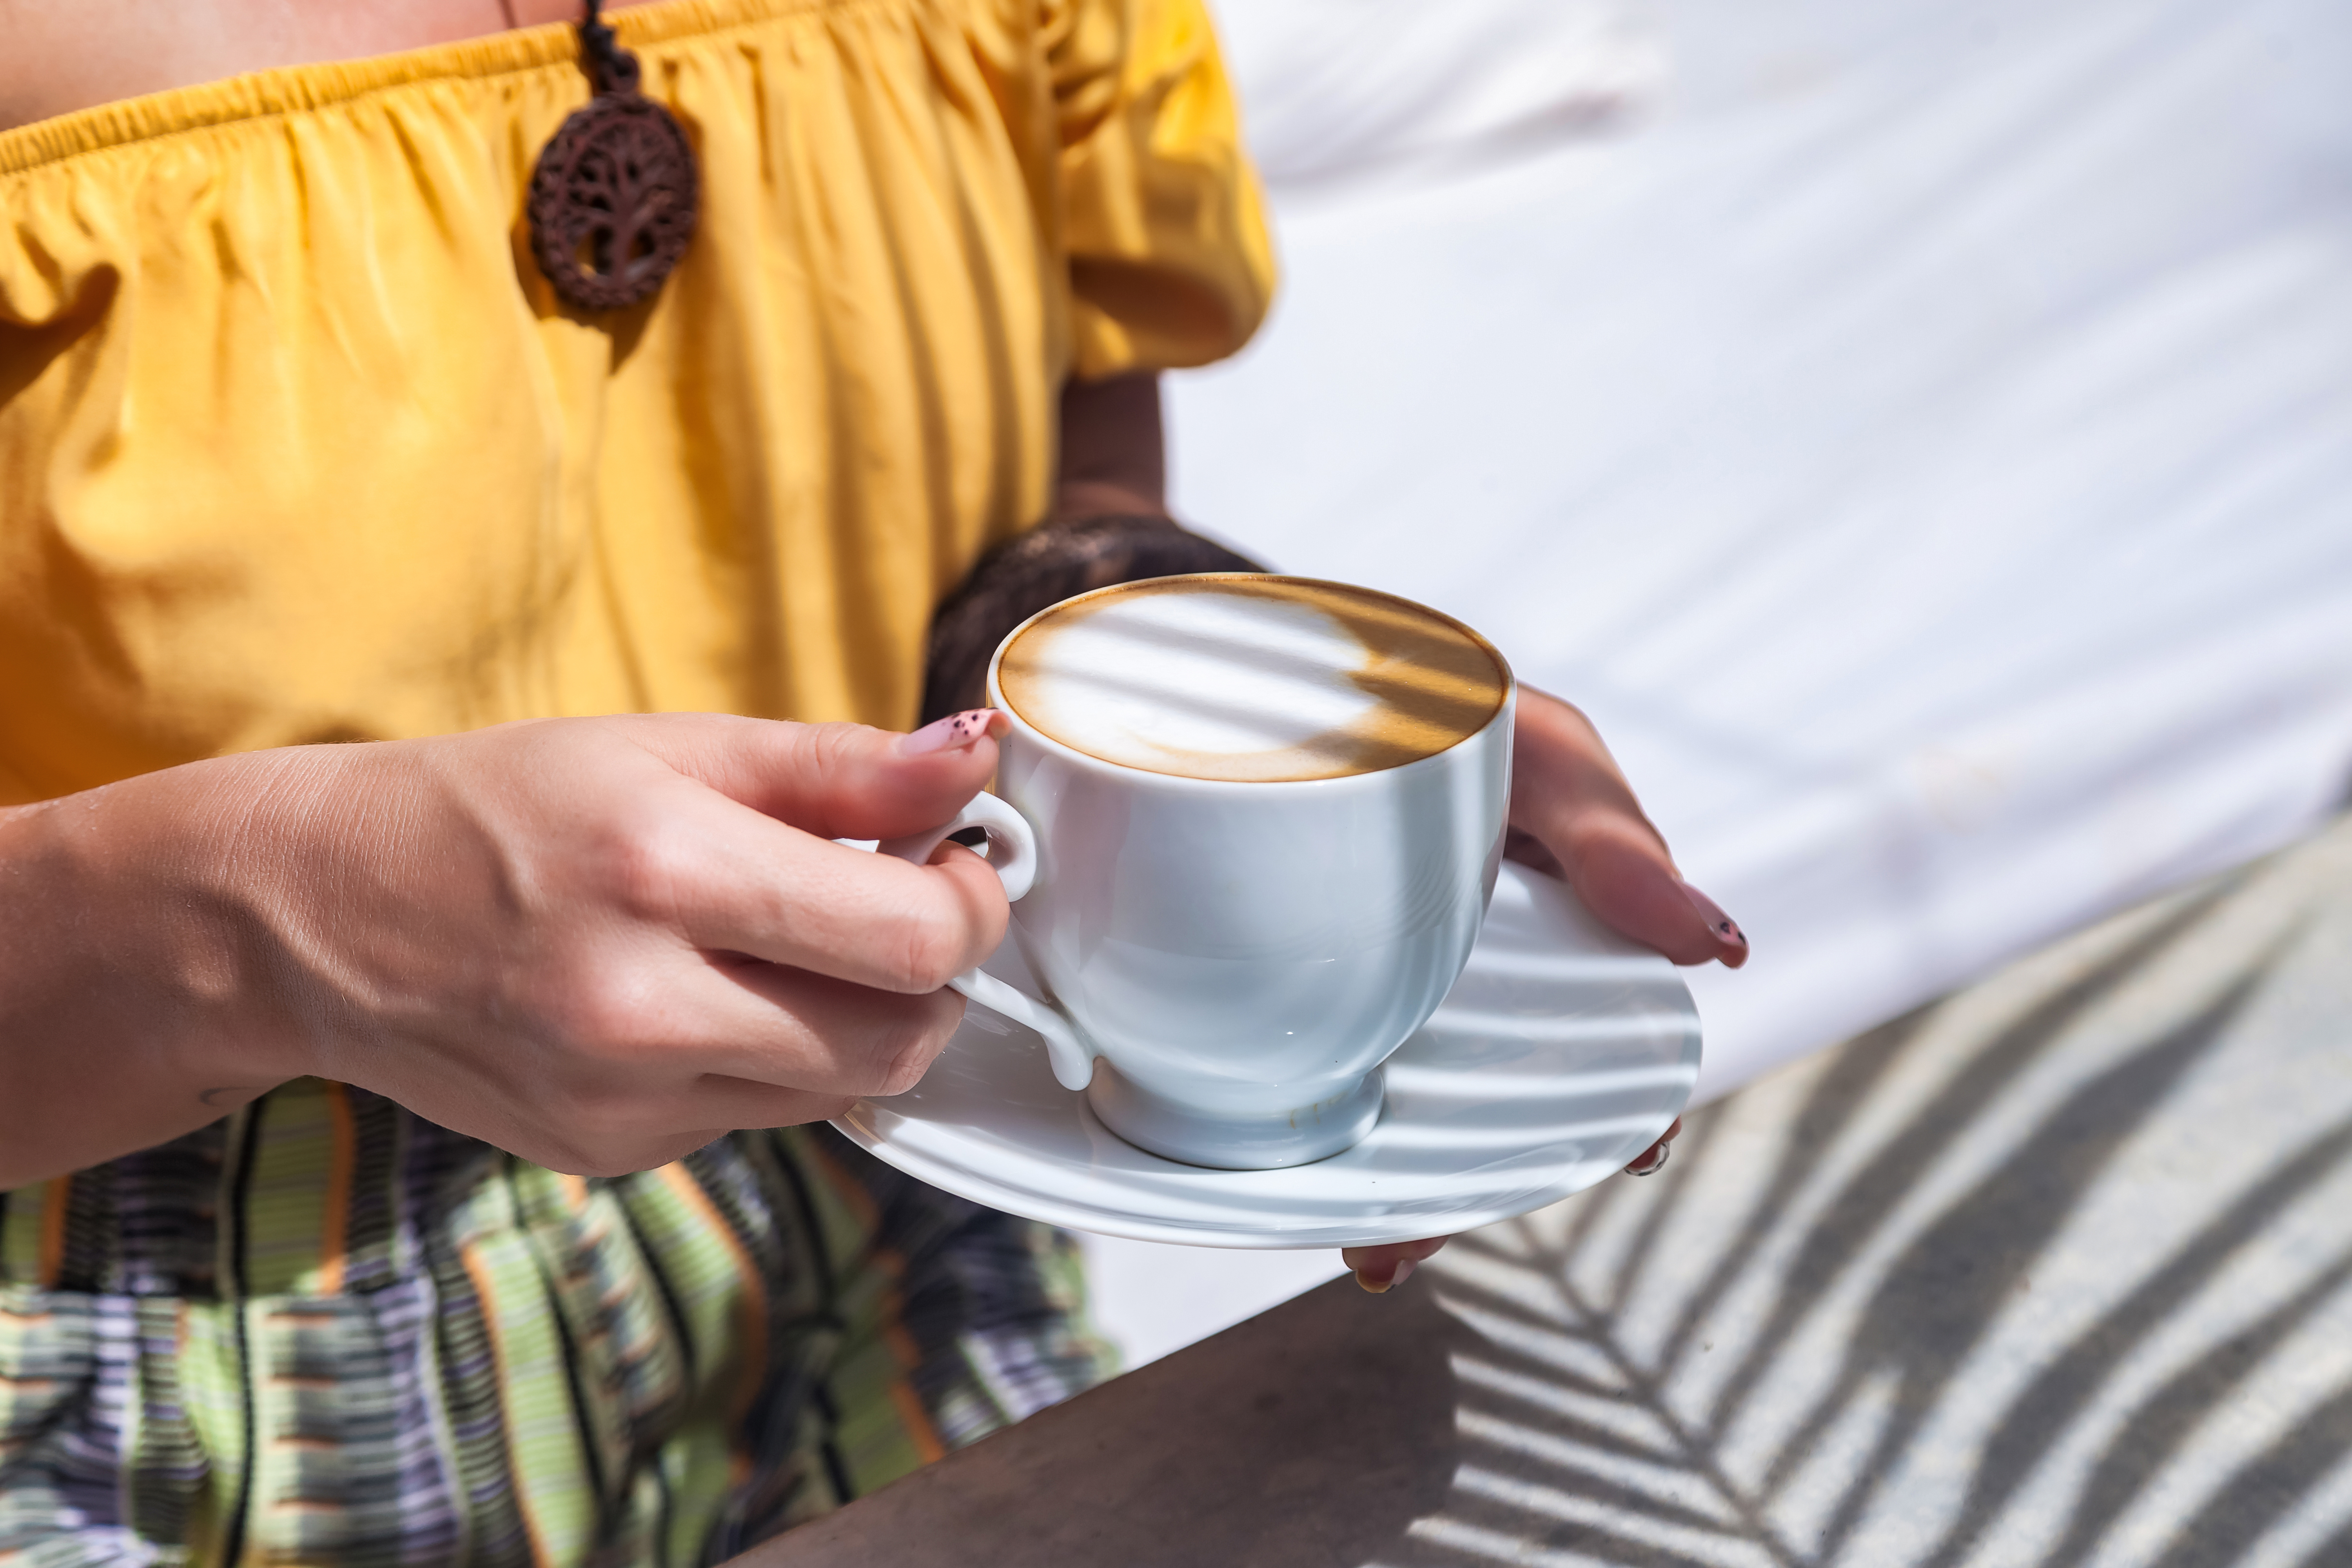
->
[0, 1080, 1112, 1566]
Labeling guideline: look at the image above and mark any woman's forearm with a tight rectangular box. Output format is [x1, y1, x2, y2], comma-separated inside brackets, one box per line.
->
[1054, 371, 1166, 521]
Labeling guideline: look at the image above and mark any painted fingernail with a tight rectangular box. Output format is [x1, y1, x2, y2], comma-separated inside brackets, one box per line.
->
[1354, 1257, 1417, 1295]
[898, 710, 999, 755]
[1681, 882, 1747, 949]
[1626, 1139, 1673, 1177]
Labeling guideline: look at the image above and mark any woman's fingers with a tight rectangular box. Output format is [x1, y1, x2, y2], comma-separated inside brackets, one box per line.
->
[678, 956, 970, 1097]
[691, 828, 1010, 996]
[1343, 1235, 1451, 1294]
[1561, 819, 1747, 967]
[1624, 1116, 1684, 1176]
[603, 710, 1009, 842]
[584, 711, 1021, 991]
[595, 773, 1013, 994]
[378, 954, 967, 1176]
[1509, 688, 1747, 969]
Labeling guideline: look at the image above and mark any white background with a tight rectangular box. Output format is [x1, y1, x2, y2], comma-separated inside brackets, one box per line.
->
[1081, 0, 2352, 1369]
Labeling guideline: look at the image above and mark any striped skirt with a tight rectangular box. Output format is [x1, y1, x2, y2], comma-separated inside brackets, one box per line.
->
[0, 1081, 1111, 1566]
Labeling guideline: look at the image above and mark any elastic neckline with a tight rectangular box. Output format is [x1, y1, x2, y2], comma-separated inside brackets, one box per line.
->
[0, 0, 838, 178]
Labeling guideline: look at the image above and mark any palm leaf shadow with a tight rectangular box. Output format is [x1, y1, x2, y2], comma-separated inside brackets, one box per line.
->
[1707, 885, 2245, 1459]
[1760, 969, 2272, 1558]
[1425, 1243, 1800, 1565]
[2144, 1377, 2352, 1568]
[1383, 855, 2352, 1567]
[1927, 1118, 2352, 1568]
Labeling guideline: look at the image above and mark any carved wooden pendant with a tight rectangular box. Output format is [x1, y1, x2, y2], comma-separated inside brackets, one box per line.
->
[527, 40, 698, 311]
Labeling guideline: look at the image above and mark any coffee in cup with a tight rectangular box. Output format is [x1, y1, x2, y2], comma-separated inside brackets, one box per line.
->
[881, 575, 1514, 1170]
[995, 575, 1507, 783]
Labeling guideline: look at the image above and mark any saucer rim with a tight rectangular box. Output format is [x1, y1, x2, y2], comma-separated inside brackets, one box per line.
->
[829, 860, 1702, 1250]
[831, 1094, 1675, 1250]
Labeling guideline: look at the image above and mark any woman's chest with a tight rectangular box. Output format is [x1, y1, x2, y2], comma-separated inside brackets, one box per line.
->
[0, 0, 1069, 798]
[0, 0, 674, 132]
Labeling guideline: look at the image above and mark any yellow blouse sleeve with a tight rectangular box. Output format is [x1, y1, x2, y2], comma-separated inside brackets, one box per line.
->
[1049, 0, 1277, 379]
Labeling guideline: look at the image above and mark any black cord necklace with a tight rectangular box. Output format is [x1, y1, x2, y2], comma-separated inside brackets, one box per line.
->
[526, 0, 699, 310]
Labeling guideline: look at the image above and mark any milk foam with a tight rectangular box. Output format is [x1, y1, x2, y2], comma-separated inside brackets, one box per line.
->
[997, 577, 1507, 782]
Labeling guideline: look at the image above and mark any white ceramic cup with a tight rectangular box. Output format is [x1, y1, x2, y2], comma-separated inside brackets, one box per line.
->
[878, 584, 1515, 1170]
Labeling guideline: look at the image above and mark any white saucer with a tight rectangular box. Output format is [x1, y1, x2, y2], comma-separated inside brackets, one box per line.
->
[833, 861, 1701, 1249]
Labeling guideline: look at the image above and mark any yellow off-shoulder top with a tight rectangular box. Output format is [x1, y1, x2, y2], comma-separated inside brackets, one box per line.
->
[0, 0, 1273, 802]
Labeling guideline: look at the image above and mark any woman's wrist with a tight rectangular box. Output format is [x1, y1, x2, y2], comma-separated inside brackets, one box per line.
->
[0, 759, 315, 1185]
[1054, 372, 1166, 521]
[1051, 478, 1166, 523]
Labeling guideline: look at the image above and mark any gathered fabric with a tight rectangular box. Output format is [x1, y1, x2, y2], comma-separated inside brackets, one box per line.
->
[0, 0, 1272, 802]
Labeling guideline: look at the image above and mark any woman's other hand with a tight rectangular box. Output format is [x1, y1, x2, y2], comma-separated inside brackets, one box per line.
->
[1502, 685, 1747, 969]
[1345, 686, 1739, 1292]
[0, 711, 1012, 1187]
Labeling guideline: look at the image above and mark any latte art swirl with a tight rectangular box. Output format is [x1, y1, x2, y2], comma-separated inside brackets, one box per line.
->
[996, 576, 1508, 782]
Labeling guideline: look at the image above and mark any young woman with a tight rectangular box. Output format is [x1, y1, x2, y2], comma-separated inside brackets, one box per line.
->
[0, 2, 1741, 1559]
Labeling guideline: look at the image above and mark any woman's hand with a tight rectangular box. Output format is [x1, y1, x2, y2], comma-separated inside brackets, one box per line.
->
[1344, 686, 1742, 1292]
[0, 711, 1013, 1187]
[1499, 687, 1748, 968]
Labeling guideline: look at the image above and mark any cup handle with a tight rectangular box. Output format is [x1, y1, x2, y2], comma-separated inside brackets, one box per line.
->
[875, 793, 1098, 1092]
